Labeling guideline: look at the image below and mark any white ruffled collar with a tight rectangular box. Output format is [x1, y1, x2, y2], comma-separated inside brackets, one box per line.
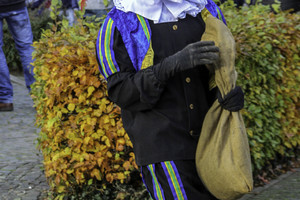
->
[113, 0, 207, 23]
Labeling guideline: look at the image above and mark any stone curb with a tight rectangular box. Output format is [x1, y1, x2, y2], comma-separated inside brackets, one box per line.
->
[238, 168, 300, 200]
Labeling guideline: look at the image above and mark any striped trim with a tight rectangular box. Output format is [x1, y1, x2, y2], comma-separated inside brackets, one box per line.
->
[216, 6, 227, 25]
[136, 14, 151, 42]
[148, 164, 165, 200]
[216, 7, 223, 21]
[141, 167, 154, 199]
[96, 17, 120, 79]
[161, 161, 188, 200]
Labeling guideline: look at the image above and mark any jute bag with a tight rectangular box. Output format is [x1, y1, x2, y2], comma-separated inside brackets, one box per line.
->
[195, 15, 253, 200]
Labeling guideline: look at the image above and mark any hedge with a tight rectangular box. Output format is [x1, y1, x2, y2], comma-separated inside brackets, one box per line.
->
[220, 0, 299, 172]
[31, 1, 299, 199]
[31, 1, 148, 198]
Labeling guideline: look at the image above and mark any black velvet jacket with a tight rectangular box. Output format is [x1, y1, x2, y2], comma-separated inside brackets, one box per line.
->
[101, 14, 217, 166]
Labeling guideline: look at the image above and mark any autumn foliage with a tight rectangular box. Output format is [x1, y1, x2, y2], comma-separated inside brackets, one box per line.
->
[31, 17, 140, 198]
[221, 1, 299, 174]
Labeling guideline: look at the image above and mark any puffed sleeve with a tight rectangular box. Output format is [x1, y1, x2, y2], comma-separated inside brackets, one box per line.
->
[96, 19, 165, 112]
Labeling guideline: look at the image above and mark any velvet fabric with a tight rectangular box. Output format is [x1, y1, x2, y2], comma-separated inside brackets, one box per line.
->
[107, 7, 151, 72]
[105, 0, 225, 74]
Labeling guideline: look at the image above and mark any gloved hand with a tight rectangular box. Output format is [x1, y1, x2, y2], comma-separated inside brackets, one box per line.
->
[152, 41, 219, 82]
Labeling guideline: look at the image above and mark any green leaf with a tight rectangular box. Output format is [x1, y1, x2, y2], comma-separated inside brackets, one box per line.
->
[62, 19, 69, 28]
[254, 118, 263, 128]
[265, 43, 272, 52]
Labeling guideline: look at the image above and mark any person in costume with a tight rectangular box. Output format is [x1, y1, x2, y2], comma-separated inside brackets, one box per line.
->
[96, 0, 227, 199]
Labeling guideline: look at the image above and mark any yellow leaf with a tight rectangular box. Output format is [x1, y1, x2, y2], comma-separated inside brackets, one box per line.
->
[72, 70, 79, 76]
[110, 119, 115, 126]
[247, 129, 253, 138]
[87, 86, 95, 97]
[97, 129, 105, 136]
[106, 173, 113, 183]
[79, 94, 86, 103]
[66, 169, 74, 174]
[83, 137, 90, 145]
[61, 108, 68, 113]
[101, 136, 111, 147]
[114, 165, 120, 169]
[68, 103, 75, 111]
[117, 128, 125, 137]
[52, 152, 60, 161]
[97, 157, 104, 166]
[93, 109, 102, 117]
[77, 49, 83, 57]
[60, 47, 69, 57]
[57, 111, 62, 119]
[57, 185, 65, 193]
[106, 151, 112, 158]
[91, 168, 102, 180]
[117, 172, 126, 180]
[123, 161, 131, 171]
[117, 138, 125, 145]
[103, 115, 109, 124]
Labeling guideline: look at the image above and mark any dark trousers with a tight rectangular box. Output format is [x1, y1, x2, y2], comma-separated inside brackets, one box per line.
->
[140, 160, 218, 200]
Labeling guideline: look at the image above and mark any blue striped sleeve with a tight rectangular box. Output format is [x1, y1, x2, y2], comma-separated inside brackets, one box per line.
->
[96, 17, 120, 80]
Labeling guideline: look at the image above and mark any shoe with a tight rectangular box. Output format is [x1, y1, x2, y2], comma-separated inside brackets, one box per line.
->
[0, 103, 13, 111]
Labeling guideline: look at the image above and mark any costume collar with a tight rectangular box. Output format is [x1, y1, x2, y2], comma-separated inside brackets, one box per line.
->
[113, 0, 207, 23]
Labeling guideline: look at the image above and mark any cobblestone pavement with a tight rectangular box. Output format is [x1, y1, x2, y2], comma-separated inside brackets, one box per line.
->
[0, 76, 49, 200]
[0, 75, 299, 200]
[239, 169, 300, 200]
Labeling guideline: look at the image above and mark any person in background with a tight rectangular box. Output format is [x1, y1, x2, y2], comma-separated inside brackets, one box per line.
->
[0, 0, 35, 111]
[84, 0, 114, 19]
[96, 0, 227, 198]
[61, 0, 79, 26]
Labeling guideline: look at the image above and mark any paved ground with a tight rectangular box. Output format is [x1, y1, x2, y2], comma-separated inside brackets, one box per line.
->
[0, 76, 49, 200]
[0, 75, 299, 200]
[239, 169, 300, 200]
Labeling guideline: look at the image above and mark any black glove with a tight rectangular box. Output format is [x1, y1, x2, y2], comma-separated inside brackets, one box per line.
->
[152, 41, 219, 82]
[217, 86, 244, 112]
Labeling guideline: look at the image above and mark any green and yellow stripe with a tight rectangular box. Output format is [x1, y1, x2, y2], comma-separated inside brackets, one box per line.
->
[161, 161, 187, 200]
[96, 17, 120, 79]
[137, 14, 151, 42]
[148, 164, 165, 200]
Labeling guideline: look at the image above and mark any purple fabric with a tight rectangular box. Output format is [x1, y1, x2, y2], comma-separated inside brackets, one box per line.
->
[206, 0, 227, 25]
[101, 17, 119, 76]
[107, 7, 151, 71]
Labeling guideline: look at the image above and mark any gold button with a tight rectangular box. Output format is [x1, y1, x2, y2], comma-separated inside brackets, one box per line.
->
[189, 104, 194, 110]
[185, 77, 191, 83]
[189, 130, 194, 136]
[173, 25, 178, 30]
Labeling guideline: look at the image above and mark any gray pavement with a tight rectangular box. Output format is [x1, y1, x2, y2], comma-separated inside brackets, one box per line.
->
[0, 75, 48, 200]
[239, 169, 300, 200]
[0, 75, 299, 200]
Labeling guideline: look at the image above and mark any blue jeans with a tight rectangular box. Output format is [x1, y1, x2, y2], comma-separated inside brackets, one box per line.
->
[0, 7, 35, 103]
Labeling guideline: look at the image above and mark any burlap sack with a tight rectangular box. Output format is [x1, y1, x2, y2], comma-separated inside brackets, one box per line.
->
[195, 15, 253, 200]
